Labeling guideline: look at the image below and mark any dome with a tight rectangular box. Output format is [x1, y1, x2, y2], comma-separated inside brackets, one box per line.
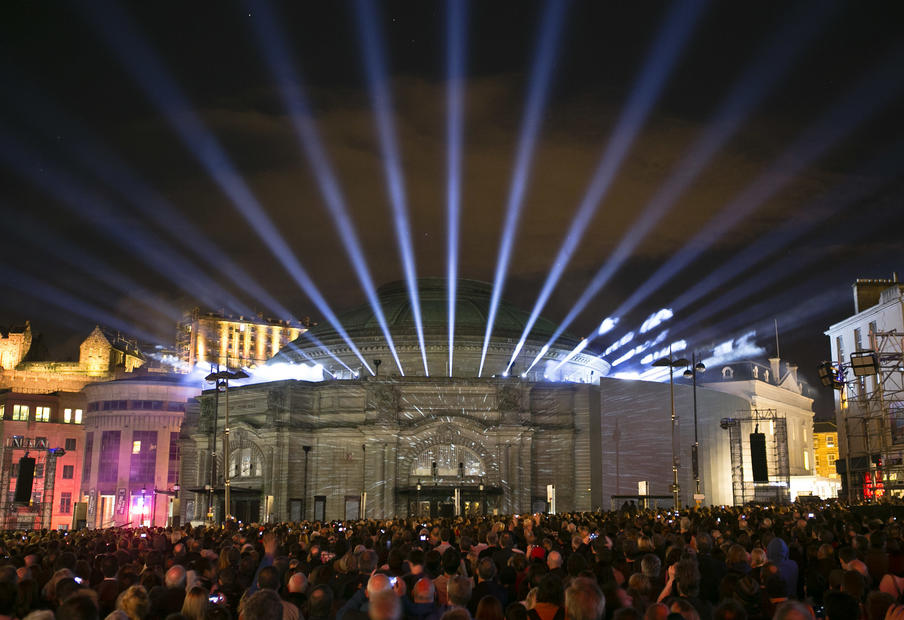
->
[276, 278, 609, 381]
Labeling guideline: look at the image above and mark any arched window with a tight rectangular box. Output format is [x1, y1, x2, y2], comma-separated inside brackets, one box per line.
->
[722, 367, 734, 379]
[229, 447, 260, 478]
[411, 444, 485, 478]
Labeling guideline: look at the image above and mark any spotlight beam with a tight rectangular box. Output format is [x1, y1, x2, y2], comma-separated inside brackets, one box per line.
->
[506, 0, 705, 372]
[446, 0, 468, 377]
[0, 264, 164, 345]
[667, 179, 904, 341]
[671, 140, 904, 314]
[2, 205, 183, 324]
[612, 44, 904, 320]
[78, 1, 374, 375]
[478, 0, 570, 377]
[354, 0, 429, 375]
[248, 0, 405, 374]
[533, 2, 837, 355]
[0, 78, 299, 322]
[0, 128, 257, 317]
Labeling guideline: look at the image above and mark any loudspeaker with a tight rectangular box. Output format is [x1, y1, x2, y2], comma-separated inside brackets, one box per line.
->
[750, 433, 768, 482]
[14, 457, 35, 503]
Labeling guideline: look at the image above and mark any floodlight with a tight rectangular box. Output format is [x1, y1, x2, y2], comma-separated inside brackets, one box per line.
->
[816, 361, 843, 389]
[850, 351, 879, 376]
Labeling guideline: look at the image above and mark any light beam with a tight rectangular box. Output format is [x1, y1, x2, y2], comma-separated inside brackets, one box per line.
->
[78, 0, 374, 375]
[248, 0, 405, 374]
[446, 0, 468, 376]
[354, 0, 429, 375]
[478, 0, 570, 377]
[534, 2, 837, 352]
[506, 0, 705, 372]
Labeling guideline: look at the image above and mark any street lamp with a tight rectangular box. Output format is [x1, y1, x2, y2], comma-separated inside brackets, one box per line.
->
[303, 446, 312, 521]
[683, 354, 706, 497]
[205, 368, 249, 522]
[416, 479, 421, 517]
[653, 353, 689, 510]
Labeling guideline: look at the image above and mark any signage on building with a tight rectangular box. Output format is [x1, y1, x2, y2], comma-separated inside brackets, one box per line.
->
[87, 489, 97, 523]
[116, 488, 127, 515]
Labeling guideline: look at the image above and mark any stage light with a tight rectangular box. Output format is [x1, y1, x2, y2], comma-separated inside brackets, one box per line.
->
[597, 317, 618, 336]
[552, 338, 588, 371]
[850, 351, 879, 377]
[354, 0, 428, 375]
[248, 0, 404, 374]
[530, 4, 838, 352]
[446, 0, 468, 376]
[479, 0, 570, 377]
[817, 361, 844, 389]
[640, 309, 673, 334]
[80, 1, 374, 375]
[507, 0, 703, 372]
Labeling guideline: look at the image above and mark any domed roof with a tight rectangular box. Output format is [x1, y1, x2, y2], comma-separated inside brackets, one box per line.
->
[310, 278, 576, 345]
[278, 278, 608, 380]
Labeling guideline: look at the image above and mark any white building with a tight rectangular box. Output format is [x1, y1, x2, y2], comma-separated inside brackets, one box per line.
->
[825, 275, 904, 500]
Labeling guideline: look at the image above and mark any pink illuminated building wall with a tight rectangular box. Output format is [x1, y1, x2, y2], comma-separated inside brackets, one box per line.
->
[0, 390, 85, 530]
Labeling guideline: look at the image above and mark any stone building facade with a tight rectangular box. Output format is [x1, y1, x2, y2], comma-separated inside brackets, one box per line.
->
[0, 325, 145, 394]
[81, 375, 199, 529]
[175, 309, 308, 371]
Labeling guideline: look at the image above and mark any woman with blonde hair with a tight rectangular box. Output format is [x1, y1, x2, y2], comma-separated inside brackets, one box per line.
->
[116, 585, 150, 620]
[181, 586, 211, 620]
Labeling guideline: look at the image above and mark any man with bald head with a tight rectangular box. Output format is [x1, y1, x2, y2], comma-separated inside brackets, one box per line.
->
[547, 551, 565, 580]
[369, 590, 401, 620]
[285, 571, 308, 612]
[149, 564, 187, 617]
[338, 573, 401, 620]
[403, 577, 446, 620]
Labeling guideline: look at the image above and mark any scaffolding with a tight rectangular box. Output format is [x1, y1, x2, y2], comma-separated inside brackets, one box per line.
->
[0, 436, 63, 530]
[837, 330, 904, 500]
[720, 409, 791, 505]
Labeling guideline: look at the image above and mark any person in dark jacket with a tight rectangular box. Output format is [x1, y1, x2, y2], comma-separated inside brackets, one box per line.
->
[766, 538, 799, 599]
[470, 557, 508, 615]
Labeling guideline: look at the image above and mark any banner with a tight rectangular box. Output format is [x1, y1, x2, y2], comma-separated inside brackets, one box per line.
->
[116, 488, 127, 515]
[87, 489, 97, 524]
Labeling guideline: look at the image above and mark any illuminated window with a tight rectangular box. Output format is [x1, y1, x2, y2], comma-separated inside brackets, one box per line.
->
[35, 406, 50, 422]
[804, 451, 809, 471]
[12, 405, 29, 421]
[64, 408, 72, 423]
[75, 409, 83, 424]
[132, 440, 142, 454]
[0, 404, 4, 419]
[826, 436, 835, 447]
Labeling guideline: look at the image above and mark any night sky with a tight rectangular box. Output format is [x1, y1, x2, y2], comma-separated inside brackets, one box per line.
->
[1, 1, 903, 417]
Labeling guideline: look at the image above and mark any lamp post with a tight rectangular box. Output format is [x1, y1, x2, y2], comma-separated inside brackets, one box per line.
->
[205, 368, 249, 523]
[361, 444, 367, 519]
[302, 446, 311, 521]
[683, 354, 706, 497]
[416, 480, 421, 517]
[653, 353, 689, 510]
[479, 478, 485, 515]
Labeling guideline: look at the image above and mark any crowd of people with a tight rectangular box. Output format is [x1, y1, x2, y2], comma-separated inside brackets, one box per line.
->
[1, 501, 904, 620]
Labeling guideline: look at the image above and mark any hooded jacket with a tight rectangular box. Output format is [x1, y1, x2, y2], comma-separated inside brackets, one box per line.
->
[766, 537, 799, 597]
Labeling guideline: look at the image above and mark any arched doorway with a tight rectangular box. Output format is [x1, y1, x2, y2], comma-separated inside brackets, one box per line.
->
[407, 444, 490, 517]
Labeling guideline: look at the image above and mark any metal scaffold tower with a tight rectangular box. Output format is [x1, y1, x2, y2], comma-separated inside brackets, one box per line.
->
[838, 329, 904, 500]
[721, 409, 790, 506]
